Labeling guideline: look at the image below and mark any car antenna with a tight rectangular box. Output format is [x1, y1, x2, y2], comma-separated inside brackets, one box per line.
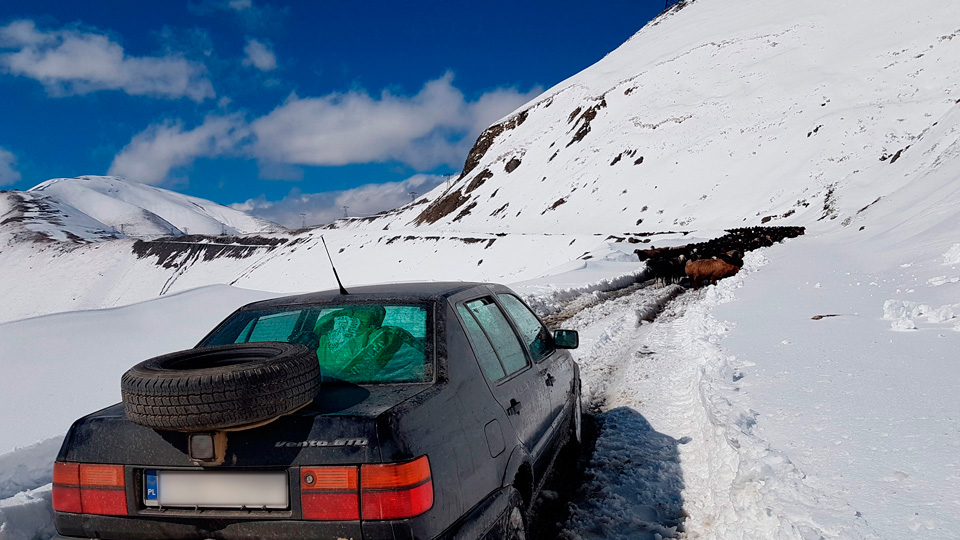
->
[320, 235, 349, 295]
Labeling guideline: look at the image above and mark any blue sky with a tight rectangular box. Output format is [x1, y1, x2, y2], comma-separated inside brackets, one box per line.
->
[0, 0, 664, 226]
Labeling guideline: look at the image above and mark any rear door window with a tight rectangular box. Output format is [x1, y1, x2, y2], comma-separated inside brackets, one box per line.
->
[457, 305, 507, 381]
[461, 298, 529, 379]
[497, 294, 554, 362]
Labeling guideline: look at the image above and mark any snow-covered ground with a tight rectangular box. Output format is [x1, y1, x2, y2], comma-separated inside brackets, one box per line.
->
[0, 285, 280, 458]
[3, 231, 956, 539]
[558, 240, 957, 540]
[559, 252, 877, 540]
[0, 229, 624, 324]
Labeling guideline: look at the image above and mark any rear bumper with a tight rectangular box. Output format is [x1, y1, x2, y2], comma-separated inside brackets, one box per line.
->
[52, 487, 514, 540]
[52, 512, 362, 540]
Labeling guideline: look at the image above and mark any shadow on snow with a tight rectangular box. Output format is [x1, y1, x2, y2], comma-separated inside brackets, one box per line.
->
[534, 406, 686, 540]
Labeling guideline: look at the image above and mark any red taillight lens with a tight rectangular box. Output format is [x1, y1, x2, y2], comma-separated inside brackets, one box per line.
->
[80, 488, 127, 516]
[52, 462, 81, 513]
[300, 467, 359, 520]
[360, 456, 433, 520]
[361, 480, 433, 520]
[52, 462, 127, 516]
[298, 456, 433, 522]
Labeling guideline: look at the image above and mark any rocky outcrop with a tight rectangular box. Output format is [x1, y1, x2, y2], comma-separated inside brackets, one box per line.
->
[459, 109, 529, 180]
[412, 109, 530, 226]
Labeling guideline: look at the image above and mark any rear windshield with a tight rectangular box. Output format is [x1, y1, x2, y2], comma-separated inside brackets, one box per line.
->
[200, 303, 433, 384]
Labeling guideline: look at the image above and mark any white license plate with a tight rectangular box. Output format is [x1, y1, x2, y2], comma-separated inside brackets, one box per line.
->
[144, 470, 289, 509]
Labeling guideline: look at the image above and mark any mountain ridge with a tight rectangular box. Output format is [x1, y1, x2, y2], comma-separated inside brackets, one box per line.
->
[2, 175, 283, 244]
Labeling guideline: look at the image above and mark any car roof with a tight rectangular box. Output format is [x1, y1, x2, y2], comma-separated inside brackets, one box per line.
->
[241, 281, 490, 309]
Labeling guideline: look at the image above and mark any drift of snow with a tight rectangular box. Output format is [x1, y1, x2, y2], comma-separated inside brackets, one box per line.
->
[0, 486, 55, 540]
[0, 285, 279, 458]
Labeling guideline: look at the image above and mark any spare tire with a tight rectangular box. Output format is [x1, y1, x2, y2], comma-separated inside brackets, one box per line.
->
[121, 343, 320, 431]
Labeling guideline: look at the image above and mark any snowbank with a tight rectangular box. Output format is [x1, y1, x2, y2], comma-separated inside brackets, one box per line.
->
[0, 285, 278, 457]
[560, 252, 878, 539]
[0, 439, 62, 500]
[0, 486, 54, 540]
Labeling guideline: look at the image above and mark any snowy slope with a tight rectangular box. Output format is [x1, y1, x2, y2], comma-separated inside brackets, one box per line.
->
[0, 190, 120, 243]
[0, 228, 650, 323]
[334, 0, 960, 235]
[0, 285, 280, 458]
[2, 176, 283, 243]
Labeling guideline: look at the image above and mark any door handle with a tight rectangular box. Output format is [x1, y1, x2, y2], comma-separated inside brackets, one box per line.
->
[507, 399, 522, 416]
[545, 373, 555, 386]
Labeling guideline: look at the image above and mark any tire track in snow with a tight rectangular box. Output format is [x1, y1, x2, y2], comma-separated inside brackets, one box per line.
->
[554, 252, 879, 540]
[557, 286, 689, 539]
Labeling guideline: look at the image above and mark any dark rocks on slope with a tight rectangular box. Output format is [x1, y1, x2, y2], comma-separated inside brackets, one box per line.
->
[412, 109, 529, 226]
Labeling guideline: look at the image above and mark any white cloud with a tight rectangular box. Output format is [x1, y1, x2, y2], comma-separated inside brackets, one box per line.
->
[228, 0, 252, 10]
[242, 39, 276, 71]
[109, 73, 540, 186]
[233, 174, 448, 228]
[0, 146, 21, 186]
[108, 115, 248, 185]
[251, 72, 541, 170]
[0, 20, 214, 101]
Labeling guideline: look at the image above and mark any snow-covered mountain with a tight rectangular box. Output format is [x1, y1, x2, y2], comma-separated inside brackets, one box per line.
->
[1, 176, 283, 243]
[333, 0, 960, 235]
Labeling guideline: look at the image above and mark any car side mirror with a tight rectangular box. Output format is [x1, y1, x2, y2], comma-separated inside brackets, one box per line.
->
[553, 329, 579, 349]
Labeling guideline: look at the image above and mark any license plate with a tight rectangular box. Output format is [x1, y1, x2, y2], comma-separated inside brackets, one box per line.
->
[144, 470, 289, 509]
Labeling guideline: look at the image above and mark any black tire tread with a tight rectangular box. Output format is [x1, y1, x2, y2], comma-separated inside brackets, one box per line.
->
[120, 343, 321, 431]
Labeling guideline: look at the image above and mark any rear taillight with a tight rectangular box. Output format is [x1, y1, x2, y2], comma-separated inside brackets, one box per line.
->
[52, 462, 81, 513]
[300, 456, 433, 521]
[301, 466, 360, 520]
[360, 456, 433, 520]
[52, 462, 127, 516]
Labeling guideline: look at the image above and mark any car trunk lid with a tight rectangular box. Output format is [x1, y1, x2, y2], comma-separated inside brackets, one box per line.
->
[58, 383, 432, 467]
